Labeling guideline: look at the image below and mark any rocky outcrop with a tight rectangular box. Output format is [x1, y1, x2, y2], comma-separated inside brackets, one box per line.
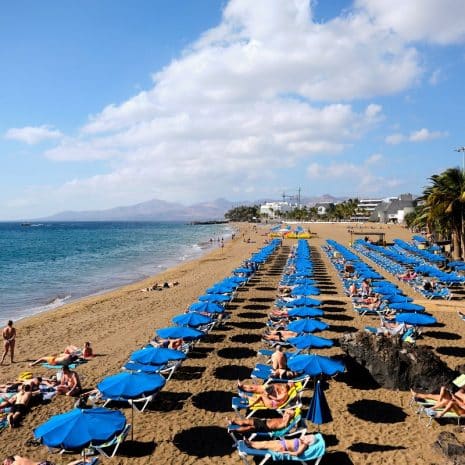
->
[434, 432, 465, 465]
[339, 331, 457, 391]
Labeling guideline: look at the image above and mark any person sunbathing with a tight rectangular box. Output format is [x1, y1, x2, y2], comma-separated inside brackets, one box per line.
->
[263, 330, 298, 342]
[269, 308, 290, 318]
[0, 384, 32, 427]
[237, 381, 291, 397]
[411, 385, 465, 409]
[56, 366, 81, 397]
[63, 342, 93, 359]
[397, 270, 417, 281]
[0, 377, 55, 395]
[228, 409, 296, 433]
[427, 396, 465, 418]
[29, 353, 77, 367]
[3, 456, 98, 465]
[347, 282, 358, 297]
[354, 294, 382, 311]
[244, 434, 316, 456]
[150, 337, 184, 350]
[246, 383, 292, 409]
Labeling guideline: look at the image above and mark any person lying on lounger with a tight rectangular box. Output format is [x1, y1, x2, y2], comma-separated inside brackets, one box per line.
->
[150, 337, 184, 350]
[29, 353, 78, 367]
[245, 383, 292, 409]
[263, 330, 298, 342]
[244, 434, 316, 456]
[353, 294, 382, 311]
[3, 456, 98, 465]
[237, 380, 292, 397]
[227, 409, 296, 433]
[411, 385, 465, 409]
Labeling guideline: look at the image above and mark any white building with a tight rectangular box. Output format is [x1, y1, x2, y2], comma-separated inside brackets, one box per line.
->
[260, 202, 292, 219]
[351, 197, 396, 221]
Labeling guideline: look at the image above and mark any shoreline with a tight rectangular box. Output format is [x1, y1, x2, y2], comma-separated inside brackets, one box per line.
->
[2, 222, 235, 323]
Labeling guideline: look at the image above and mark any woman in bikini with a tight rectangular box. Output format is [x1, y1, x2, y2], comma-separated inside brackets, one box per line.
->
[245, 434, 316, 455]
[29, 353, 76, 367]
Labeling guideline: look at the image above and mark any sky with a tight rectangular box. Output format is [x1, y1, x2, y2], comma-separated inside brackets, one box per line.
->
[2, 0, 465, 220]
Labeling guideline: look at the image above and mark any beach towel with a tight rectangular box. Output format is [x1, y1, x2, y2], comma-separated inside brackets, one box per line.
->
[0, 418, 8, 433]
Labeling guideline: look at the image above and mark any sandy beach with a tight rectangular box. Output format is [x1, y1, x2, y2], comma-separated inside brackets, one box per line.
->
[1, 222, 464, 465]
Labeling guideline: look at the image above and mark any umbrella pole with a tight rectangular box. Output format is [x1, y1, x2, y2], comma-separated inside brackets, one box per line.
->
[131, 404, 134, 441]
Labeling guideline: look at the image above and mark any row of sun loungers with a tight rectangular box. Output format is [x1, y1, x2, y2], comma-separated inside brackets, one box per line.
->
[231, 239, 337, 464]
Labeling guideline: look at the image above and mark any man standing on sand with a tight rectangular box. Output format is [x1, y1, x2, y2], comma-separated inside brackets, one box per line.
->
[1, 321, 16, 365]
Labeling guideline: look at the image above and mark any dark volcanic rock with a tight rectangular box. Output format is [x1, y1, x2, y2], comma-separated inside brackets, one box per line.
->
[434, 431, 465, 465]
[339, 331, 457, 391]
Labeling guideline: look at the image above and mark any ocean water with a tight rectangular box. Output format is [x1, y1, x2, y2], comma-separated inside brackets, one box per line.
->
[0, 221, 232, 322]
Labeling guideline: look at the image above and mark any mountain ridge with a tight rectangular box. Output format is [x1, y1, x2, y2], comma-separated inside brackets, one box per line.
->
[32, 195, 349, 221]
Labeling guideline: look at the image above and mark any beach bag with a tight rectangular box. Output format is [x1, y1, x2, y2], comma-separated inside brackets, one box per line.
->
[18, 371, 33, 381]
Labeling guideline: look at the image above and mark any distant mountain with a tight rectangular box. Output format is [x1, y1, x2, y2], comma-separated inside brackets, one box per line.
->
[36, 198, 238, 222]
[33, 194, 351, 222]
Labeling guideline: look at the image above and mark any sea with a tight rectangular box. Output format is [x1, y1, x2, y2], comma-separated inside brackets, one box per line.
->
[0, 221, 233, 322]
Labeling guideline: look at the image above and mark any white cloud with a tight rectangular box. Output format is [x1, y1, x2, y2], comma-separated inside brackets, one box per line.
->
[385, 133, 405, 145]
[9, 0, 460, 216]
[366, 153, 383, 164]
[385, 128, 447, 144]
[356, 0, 465, 44]
[5, 125, 62, 145]
[306, 154, 399, 194]
[409, 128, 447, 142]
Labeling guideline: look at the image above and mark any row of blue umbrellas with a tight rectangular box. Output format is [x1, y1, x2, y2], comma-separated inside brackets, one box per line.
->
[34, 237, 283, 453]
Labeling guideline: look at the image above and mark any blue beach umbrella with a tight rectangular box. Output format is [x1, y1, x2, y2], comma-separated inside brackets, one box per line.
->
[172, 312, 213, 328]
[198, 293, 231, 303]
[287, 334, 333, 349]
[206, 284, 236, 294]
[395, 313, 437, 326]
[388, 302, 425, 312]
[288, 307, 324, 318]
[287, 318, 329, 333]
[284, 297, 321, 308]
[34, 407, 126, 451]
[156, 326, 204, 340]
[288, 354, 345, 376]
[97, 372, 165, 400]
[291, 286, 321, 296]
[188, 301, 225, 314]
[130, 347, 186, 365]
[307, 380, 332, 427]
[227, 276, 248, 284]
[384, 294, 414, 303]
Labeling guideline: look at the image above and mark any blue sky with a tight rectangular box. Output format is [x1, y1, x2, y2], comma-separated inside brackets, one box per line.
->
[1, 0, 465, 219]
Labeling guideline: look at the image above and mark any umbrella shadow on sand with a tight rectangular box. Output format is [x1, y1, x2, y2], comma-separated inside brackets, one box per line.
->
[229, 334, 262, 344]
[173, 426, 232, 457]
[347, 400, 406, 423]
[191, 390, 233, 413]
[213, 364, 252, 380]
[118, 439, 157, 457]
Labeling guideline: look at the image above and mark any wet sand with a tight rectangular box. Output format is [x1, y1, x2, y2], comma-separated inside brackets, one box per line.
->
[0, 222, 463, 465]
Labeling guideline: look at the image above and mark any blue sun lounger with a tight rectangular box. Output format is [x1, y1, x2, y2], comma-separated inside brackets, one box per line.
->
[237, 433, 325, 465]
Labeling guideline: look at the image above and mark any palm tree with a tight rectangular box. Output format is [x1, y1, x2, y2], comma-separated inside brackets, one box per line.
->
[421, 167, 465, 259]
